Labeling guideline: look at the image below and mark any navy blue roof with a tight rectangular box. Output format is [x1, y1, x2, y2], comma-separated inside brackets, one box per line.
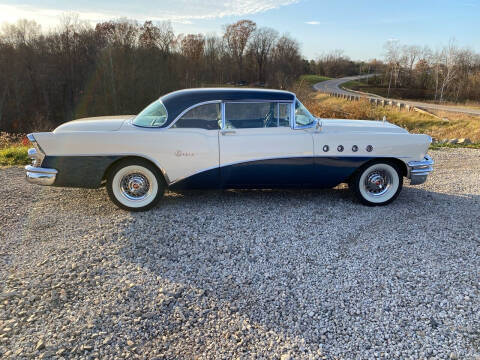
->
[159, 88, 295, 127]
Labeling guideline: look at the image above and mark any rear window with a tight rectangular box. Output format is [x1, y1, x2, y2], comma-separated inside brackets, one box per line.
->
[133, 101, 168, 127]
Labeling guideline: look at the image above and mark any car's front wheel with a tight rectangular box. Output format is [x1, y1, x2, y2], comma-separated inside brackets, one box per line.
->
[106, 159, 165, 211]
[350, 161, 403, 206]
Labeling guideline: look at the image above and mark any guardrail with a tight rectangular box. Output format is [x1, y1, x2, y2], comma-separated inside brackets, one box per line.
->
[320, 90, 438, 116]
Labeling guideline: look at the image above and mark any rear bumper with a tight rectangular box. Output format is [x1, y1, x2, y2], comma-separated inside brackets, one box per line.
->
[25, 165, 58, 186]
[407, 155, 434, 185]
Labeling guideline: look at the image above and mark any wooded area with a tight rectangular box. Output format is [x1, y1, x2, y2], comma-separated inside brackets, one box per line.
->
[2, 15, 478, 134]
[372, 40, 480, 102]
[0, 17, 305, 133]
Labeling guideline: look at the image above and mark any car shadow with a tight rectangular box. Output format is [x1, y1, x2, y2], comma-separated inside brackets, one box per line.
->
[111, 185, 480, 356]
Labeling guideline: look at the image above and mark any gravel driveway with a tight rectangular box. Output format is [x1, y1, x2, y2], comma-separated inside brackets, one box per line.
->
[1, 148, 479, 359]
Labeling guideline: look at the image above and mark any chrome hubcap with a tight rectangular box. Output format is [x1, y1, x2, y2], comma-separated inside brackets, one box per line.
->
[364, 170, 391, 196]
[120, 173, 150, 200]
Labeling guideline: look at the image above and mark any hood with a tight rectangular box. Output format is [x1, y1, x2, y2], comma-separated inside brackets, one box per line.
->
[321, 119, 408, 134]
[53, 115, 135, 133]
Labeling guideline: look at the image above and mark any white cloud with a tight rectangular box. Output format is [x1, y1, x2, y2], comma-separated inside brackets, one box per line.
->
[305, 21, 320, 25]
[0, 1, 300, 29]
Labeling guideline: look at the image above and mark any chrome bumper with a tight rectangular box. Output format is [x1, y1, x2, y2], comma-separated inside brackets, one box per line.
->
[407, 155, 434, 185]
[25, 165, 58, 186]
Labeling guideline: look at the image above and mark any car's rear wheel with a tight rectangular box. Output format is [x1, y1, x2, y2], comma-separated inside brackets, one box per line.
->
[350, 161, 403, 206]
[106, 159, 165, 211]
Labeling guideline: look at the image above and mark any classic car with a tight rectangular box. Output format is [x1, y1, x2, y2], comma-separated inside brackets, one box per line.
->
[25, 88, 434, 211]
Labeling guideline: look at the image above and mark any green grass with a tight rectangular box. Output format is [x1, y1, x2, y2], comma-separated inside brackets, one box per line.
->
[341, 80, 365, 90]
[430, 143, 480, 150]
[299, 75, 331, 86]
[0, 146, 29, 166]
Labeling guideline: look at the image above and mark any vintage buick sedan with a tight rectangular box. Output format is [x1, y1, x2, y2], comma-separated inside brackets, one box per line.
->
[25, 88, 434, 211]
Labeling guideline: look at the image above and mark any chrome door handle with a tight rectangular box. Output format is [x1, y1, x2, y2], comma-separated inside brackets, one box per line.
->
[221, 130, 236, 136]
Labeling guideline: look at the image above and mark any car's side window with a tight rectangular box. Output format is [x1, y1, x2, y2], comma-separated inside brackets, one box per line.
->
[225, 102, 290, 129]
[278, 103, 292, 127]
[172, 103, 221, 130]
[294, 100, 315, 127]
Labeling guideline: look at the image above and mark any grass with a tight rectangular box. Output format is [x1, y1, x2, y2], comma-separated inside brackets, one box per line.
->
[342, 80, 480, 109]
[0, 146, 29, 166]
[430, 143, 480, 150]
[300, 90, 480, 146]
[299, 74, 331, 86]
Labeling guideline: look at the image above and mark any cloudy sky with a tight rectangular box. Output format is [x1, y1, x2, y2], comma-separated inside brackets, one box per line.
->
[1, 0, 479, 59]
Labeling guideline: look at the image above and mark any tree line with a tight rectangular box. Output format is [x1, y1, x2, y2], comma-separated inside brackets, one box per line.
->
[0, 17, 304, 133]
[377, 40, 480, 102]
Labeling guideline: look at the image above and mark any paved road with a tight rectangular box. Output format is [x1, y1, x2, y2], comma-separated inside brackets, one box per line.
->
[314, 74, 480, 116]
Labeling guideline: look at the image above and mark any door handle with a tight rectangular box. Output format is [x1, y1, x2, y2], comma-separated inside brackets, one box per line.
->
[221, 130, 236, 136]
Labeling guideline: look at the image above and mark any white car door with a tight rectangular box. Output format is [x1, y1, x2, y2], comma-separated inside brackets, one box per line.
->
[219, 101, 314, 187]
[165, 102, 221, 188]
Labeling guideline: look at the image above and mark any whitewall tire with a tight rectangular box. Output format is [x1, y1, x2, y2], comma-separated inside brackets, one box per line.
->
[107, 159, 165, 211]
[350, 161, 403, 206]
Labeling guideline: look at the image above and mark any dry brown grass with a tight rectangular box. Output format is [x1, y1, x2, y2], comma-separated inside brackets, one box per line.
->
[297, 89, 480, 143]
[0, 132, 28, 150]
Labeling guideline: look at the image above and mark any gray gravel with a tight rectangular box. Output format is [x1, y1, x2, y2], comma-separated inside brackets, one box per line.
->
[1, 148, 480, 359]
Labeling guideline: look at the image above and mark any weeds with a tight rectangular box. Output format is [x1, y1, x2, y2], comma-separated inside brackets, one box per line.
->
[0, 146, 29, 166]
[301, 91, 480, 144]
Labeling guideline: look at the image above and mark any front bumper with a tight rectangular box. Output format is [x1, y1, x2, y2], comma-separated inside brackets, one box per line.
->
[407, 155, 434, 185]
[25, 165, 58, 186]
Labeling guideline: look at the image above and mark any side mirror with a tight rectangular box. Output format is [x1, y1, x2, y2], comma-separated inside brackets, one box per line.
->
[315, 119, 322, 132]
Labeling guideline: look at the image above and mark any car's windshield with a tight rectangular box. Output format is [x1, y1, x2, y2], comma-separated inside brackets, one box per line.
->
[295, 99, 316, 127]
[133, 100, 168, 127]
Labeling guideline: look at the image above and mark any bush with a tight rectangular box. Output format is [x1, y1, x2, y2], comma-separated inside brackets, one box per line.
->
[0, 146, 29, 166]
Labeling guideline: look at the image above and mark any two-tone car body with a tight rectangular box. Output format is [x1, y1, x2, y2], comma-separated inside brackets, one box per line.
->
[26, 88, 434, 210]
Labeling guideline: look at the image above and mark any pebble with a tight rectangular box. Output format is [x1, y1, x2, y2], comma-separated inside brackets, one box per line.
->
[0, 149, 479, 359]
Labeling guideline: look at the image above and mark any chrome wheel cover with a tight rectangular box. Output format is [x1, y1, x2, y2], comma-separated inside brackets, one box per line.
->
[358, 163, 400, 204]
[112, 165, 159, 209]
[364, 170, 391, 196]
[120, 173, 150, 200]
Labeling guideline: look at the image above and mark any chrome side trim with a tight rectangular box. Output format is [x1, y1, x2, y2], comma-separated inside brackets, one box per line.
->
[25, 165, 58, 186]
[407, 155, 434, 185]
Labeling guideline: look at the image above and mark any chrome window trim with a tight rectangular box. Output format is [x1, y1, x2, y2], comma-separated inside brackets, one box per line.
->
[166, 100, 222, 130]
[132, 100, 169, 128]
[221, 102, 226, 130]
[277, 103, 280, 127]
[293, 96, 316, 130]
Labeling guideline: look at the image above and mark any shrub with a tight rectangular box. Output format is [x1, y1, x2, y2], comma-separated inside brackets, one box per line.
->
[0, 146, 29, 166]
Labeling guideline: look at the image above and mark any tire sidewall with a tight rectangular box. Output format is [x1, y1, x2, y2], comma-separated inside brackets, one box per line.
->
[353, 161, 403, 206]
[107, 159, 164, 211]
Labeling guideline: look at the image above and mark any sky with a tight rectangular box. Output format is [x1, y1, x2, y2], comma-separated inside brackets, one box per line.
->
[1, 0, 479, 60]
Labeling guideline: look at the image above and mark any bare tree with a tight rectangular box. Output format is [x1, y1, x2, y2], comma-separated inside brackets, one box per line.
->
[271, 34, 302, 88]
[384, 40, 402, 96]
[249, 27, 278, 83]
[403, 45, 422, 86]
[223, 20, 257, 80]
[156, 21, 175, 54]
[438, 40, 458, 102]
